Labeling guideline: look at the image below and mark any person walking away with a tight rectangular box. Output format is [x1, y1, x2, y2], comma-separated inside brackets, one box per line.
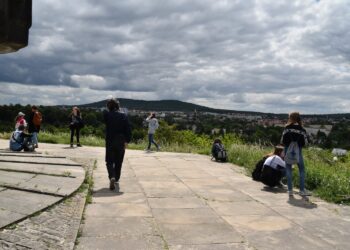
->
[69, 106, 83, 147]
[28, 105, 42, 148]
[15, 112, 27, 129]
[103, 98, 132, 190]
[146, 113, 159, 151]
[281, 112, 310, 197]
[9, 125, 34, 151]
[260, 145, 286, 188]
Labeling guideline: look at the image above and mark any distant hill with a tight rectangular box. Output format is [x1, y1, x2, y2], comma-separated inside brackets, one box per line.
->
[69, 98, 350, 119]
[79, 98, 267, 115]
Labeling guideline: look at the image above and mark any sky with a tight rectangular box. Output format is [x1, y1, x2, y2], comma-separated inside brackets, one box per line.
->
[0, 0, 350, 114]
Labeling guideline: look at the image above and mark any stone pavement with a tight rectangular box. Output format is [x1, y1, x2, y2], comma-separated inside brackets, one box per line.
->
[0, 147, 85, 229]
[1, 139, 350, 249]
[77, 150, 350, 250]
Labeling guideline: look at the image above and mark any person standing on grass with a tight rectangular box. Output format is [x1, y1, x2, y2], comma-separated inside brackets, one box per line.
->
[145, 112, 159, 151]
[281, 112, 310, 197]
[28, 105, 42, 148]
[103, 98, 132, 190]
[69, 106, 83, 147]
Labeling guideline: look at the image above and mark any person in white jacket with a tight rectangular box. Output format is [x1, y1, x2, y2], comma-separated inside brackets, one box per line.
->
[146, 113, 160, 151]
[260, 145, 286, 188]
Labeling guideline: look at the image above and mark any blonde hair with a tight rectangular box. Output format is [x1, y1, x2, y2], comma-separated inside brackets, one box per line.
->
[286, 112, 302, 126]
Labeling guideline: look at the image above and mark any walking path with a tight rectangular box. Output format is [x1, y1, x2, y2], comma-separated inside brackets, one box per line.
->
[0, 139, 350, 249]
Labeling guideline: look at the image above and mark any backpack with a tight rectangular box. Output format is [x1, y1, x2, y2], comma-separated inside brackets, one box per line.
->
[33, 111, 42, 126]
[285, 140, 300, 165]
[252, 156, 267, 181]
[212, 143, 227, 162]
[216, 149, 227, 162]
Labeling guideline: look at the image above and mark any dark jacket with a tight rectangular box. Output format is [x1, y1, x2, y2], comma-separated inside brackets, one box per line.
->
[28, 112, 40, 133]
[281, 124, 308, 148]
[103, 110, 132, 146]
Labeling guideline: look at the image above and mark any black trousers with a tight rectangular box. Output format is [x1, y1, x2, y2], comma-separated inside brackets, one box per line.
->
[105, 142, 125, 181]
[70, 127, 80, 144]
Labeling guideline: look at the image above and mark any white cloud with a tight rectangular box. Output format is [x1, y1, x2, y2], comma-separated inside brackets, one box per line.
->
[0, 0, 350, 114]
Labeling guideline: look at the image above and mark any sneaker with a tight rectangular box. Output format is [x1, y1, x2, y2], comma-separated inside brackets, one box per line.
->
[288, 190, 294, 196]
[157, 146, 160, 151]
[277, 181, 286, 189]
[70, 144, 73, 148]
[77, 143, 82, 147]
[109, 178, 116, 190]
[299, 190, 312, 196]
[35, 144, 39, 148]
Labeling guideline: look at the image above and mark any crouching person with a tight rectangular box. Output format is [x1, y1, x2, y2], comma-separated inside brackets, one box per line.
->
[211, 139, 227, 162]
[260, 145, 286, 188]
[9, 125, 35, 152]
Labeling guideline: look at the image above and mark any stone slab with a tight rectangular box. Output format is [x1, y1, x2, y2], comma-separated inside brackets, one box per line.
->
[0, 161, 84, 178]
[0, 210, 25, 228]
[0, 155, 80, 166]
[152, 208, 224, 224]
[76, 236, 164, 250]
[81, 217, 159, 237]
[93, 192, 146, 204]
[223, 215, 332, 249]
[16, 174, 83, 196]
[148, 197, 207, 209]
[0, 170, 35, 186]
[208, 200, 273, 216]
[0, 189, 60, 228]
[169, 243, 249, 250]
[85, 203, 153, 218]
[159, 222, 243, 245]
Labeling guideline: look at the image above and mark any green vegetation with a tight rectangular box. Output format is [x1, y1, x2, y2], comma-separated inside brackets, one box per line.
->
[2, 123, 349, 204]
[1, 103, 349, 204]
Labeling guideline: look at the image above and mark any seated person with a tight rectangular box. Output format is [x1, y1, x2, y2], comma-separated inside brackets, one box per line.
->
[260, 145, 286, 188]
[9, 125, 34, 152]
[211, 139, 227, 162]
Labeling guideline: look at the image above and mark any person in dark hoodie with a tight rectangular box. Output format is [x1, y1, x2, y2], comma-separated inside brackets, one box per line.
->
[281, 112, 310, 197]
[103, 98, 132, 190]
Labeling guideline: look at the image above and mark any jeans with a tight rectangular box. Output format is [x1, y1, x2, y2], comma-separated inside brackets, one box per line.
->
[31, 132, 38, 145]
[70, 128, 80, 144]
[147, 133, 159, 150]
[285, 148, 305, 192]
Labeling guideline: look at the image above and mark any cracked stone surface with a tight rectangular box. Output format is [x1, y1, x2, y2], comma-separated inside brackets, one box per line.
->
[1, 139, 350, 249]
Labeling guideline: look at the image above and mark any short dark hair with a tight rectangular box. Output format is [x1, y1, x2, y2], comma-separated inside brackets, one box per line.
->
[107, 98, 120, 111]
[18, 125, 25, 131]
[31, 105, 38, 110]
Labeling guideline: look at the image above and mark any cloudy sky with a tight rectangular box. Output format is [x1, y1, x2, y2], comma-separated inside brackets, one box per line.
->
[1, 0, 349, 114]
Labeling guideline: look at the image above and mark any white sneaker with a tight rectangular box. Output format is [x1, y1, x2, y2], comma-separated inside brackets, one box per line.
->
[299, 190, 312, 196]
[277, 181, 286, 189]
[288, 190, 294, 196]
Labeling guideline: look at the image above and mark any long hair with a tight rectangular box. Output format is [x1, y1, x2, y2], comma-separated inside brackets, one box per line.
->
[70, 106, 81, 117]
[286, 112, 302, 126]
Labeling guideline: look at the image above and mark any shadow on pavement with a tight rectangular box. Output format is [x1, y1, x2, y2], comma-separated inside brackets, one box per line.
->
[93, 186, 124, 197]
[261, 186, 287, 194]
[288, 196, 318, 209]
